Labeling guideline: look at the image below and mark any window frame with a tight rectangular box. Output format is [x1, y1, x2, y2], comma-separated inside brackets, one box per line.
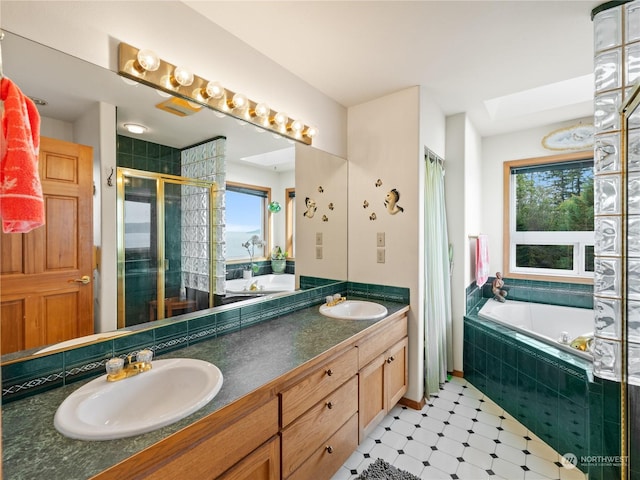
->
[285, 188, 295, 259]
[225, 181, 271, 263]
[503, 151, 594, 284]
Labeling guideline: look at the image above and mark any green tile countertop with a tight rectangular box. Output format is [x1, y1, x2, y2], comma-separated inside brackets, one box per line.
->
[2, 299, 409, 480]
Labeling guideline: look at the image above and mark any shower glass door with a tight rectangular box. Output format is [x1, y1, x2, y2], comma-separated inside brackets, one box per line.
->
[117, 168, 216, 328]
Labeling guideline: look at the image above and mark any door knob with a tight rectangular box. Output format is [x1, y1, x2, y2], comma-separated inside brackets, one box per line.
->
[71, 275, 91, 285]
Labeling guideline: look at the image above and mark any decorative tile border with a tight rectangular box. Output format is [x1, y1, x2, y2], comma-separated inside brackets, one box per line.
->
[1, 278, 408, 403]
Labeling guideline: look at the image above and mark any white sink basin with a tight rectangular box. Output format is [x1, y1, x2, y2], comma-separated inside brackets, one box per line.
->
[319, 300, 388, 320]
[54, 358, 223, 441]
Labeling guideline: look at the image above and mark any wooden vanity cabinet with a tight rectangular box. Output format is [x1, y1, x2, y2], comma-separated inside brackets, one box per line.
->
[218, 436, 280, 480]
[91, 391, 279, 480]
[357, 316, 408, 442]
[91, 310, 409, 480]
[281, 347, 359, 480]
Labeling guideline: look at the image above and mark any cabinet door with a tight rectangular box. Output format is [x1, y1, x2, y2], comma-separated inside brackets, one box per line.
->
[386, 337, 408, 408]
[358, 353, 386, 443]
[219, 437, 280, 480]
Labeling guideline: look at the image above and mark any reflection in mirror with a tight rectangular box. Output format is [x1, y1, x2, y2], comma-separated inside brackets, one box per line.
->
[0, 31, 348, 363]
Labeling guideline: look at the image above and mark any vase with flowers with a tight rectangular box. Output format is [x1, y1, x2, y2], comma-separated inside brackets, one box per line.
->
[271, 246, 288, 274]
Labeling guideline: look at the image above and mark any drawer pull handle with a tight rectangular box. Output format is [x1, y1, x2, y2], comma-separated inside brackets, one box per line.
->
[326, 401, 334, 409]
[326, 368, 333, 376]
[387, 356, 395, 364]
[326, 445, 334, 454]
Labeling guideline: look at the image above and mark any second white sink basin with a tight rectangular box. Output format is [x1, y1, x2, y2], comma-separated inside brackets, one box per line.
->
[54, 358, 223, 441]
[319, 300, 388, 320]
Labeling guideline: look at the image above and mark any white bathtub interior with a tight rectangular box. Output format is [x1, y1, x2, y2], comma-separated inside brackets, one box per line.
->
[478, 298, 594, 360]
[225, 273, 295, 295]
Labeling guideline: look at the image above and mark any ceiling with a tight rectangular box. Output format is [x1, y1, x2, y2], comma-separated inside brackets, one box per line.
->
[184, 0, 602, 137]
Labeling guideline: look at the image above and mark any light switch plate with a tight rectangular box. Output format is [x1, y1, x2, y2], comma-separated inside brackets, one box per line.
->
[377, 232, 385, 247]
[316, 246, 323, 259]
[316, 232, 323, 246]
[377, 248, 385, 263]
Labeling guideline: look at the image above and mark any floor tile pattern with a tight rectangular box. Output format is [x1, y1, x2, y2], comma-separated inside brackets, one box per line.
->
[332, 377, 587, 480]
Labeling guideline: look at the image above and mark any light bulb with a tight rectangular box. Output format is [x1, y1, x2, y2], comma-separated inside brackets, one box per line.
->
[273, 111, 288, 127]
[231, 93, 248, 109]
[173, 66, 194, 87]
[290, 119, 304, 133]
[304, 125, 319, 138]
[253, 102, 270, 118]
[205, 81, 225, 99]
[136, 49, 160, 72]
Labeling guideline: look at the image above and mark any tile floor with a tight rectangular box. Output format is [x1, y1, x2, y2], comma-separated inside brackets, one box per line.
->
[332, 377, 587, 480]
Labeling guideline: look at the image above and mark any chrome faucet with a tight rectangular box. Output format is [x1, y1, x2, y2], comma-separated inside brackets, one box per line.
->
[105, 349, 153, 382]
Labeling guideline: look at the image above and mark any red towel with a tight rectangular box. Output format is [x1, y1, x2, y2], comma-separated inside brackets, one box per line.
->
[475, 234, 489, 287]
[0, 77, 44, 233]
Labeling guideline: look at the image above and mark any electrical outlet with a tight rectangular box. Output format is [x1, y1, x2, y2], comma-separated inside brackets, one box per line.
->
[377, 248, 385, 264]
[316, 246, 323, 259]
[316, 232, 323, 246]
[377, 232, 385, 247]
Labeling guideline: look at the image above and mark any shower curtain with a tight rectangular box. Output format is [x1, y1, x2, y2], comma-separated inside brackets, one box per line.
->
[424, 154, 452, 398]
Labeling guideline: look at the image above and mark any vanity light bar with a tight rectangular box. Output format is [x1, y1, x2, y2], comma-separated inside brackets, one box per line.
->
[117, 42, 316, 145]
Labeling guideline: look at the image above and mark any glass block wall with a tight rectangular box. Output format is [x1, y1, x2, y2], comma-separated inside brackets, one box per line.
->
[181, 138, 226, 296]
[592, 1, 640, 384]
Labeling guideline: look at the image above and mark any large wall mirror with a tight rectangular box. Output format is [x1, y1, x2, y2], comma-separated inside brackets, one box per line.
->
[0, 31, 348, 362]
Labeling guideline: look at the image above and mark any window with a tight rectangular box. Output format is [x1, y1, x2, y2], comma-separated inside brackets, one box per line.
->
[504, 153, 594, 281]
[225, 182, 270, 261]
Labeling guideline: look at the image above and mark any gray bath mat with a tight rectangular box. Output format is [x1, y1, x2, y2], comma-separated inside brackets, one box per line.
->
[356, 458, 421, 480]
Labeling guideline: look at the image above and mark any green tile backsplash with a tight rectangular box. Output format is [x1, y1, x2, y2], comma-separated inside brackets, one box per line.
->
[1, 279, 409, 404]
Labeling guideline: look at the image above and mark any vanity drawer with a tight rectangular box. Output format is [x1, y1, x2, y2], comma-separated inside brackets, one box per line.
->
[286, 413, 358, 480]
[356, 315, 407, 368]
[281, 347, 358, 427]
[281, 375, 358, 477]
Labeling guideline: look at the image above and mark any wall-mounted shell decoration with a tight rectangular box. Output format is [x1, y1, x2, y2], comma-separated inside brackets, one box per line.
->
[328, 202, 334, 210]
[303, 197, 317, 218]
[375, 179, 383, 187]
[318, 186, 324, 193]
[322, 215, 328, 222]
[369, 212, 377, 221]
[363, 200, 369, 209]
[384, 188, 404, 215]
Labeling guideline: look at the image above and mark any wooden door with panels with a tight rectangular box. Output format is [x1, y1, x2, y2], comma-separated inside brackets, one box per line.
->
[1, 136, 94, 354]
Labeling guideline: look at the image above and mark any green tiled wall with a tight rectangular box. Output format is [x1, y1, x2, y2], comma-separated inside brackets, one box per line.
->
[464, 315, 621, 479]
[466, 276, 593, 315]
[117, 135, 181, 175]
[1, 279, 408, 404]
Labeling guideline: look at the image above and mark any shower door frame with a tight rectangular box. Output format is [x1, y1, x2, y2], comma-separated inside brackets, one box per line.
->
[116, 167, 217, 328]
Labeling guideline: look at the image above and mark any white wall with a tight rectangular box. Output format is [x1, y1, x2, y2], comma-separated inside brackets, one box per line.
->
[481, 116, 592, 276]
[349, 86, 446, 403]
[445, 113, 483, 374]
[295, 144, 348, 282]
